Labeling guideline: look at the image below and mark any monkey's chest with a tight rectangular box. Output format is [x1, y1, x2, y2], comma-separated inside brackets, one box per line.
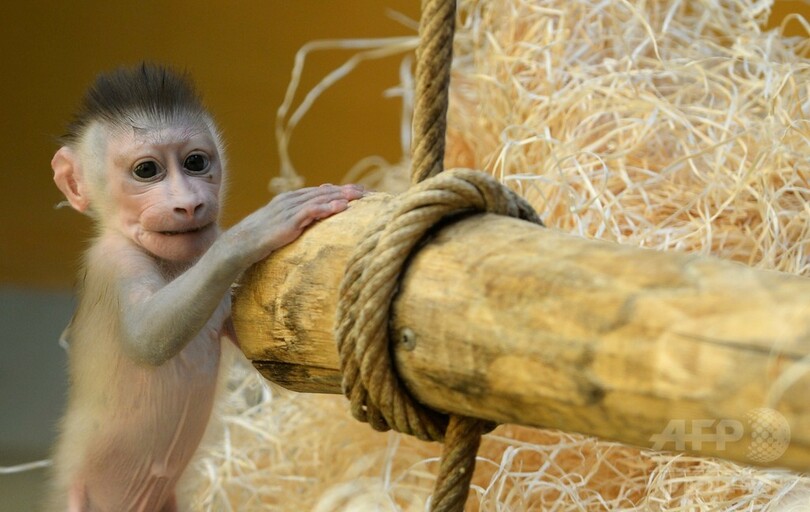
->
[171, 328, 222, 380]
[77, 334, 222, 510]
[143, 331, 220, 417]
[111, 332, 221, 443]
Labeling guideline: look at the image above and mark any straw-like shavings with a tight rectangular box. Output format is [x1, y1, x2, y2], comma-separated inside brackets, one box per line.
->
[187, 0, 810, 509]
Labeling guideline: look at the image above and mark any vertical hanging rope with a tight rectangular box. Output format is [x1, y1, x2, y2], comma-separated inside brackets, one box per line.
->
[336, 2, 541, 511]
[410, 1, 489, 510]
[410, 0, 457, 185]
[335, 170, 540, 512]
[430, 415, 489, 511]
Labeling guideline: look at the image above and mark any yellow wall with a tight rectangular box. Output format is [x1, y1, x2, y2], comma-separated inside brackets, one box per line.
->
[1, 1, 807, 288]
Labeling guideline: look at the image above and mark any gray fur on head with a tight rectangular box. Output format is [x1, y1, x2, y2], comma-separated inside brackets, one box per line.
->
[61, 62, 214, 147]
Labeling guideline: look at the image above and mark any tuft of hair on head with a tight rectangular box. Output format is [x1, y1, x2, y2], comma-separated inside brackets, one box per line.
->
[61, 62, 215, 147]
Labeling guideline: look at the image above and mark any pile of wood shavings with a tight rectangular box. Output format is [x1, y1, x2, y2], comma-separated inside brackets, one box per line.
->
[187, 0, 810, 509]
[444, 0, 810, 275]
[183, 360, 806, 510]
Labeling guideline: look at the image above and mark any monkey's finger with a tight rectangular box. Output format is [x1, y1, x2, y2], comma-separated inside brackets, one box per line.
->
[311, 184, 365, 200]
[290, 199, 350, 229]
[339, 184, 366, 200]
[284, 185, 363, 209]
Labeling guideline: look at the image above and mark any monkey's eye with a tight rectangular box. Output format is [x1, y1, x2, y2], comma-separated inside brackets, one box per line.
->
[184, 154, 209, 174]
[133, 161, 162, 181]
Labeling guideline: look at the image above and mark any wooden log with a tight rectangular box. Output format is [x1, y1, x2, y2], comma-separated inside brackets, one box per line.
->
[233, 194, 810, 470]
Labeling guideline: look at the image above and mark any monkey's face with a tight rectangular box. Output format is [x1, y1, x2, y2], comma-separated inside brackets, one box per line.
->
[104, 124, 223, 263]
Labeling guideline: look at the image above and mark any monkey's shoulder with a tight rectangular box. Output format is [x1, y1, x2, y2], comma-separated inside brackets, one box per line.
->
[78, 235, 165, 292]
[84, 233, 158, 270]
[68, 236, 157, 336]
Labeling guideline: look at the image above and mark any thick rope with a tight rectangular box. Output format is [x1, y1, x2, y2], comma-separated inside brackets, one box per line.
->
[336, 0, 542, 510]
[410, 0, 490, 509]
[431, 415, 490, 510]
[411, 0, 457, 185]
[335, 170, 541, 511]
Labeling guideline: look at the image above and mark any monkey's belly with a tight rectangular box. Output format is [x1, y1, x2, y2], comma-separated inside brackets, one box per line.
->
[79, 336, 221, 511]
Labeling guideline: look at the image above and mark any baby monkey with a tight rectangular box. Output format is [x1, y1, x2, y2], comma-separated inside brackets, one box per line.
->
[47, 63, 364, 511]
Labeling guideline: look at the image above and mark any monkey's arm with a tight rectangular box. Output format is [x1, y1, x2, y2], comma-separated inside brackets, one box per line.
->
[117, 184, 364, 366]
[115, 240, 237, 365]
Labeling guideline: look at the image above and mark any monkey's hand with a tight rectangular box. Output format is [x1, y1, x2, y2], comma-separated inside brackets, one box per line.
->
[220, 184, 365, 269]
[116, 184, 363, 366]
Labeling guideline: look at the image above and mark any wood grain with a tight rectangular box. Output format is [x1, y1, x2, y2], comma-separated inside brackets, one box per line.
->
[233, 194, 810, 470]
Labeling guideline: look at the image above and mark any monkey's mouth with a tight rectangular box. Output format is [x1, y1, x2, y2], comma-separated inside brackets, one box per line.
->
[159, 223, 213, 236]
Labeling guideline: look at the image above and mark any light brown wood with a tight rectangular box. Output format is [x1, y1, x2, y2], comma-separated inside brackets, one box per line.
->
[233, 194, 810, 471]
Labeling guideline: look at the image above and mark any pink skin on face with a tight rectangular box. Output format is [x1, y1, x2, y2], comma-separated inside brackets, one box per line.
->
[104, 125, 222, 263]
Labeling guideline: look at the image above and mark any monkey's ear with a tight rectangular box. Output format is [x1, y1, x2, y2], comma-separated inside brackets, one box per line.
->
[52, 146, 91, 213]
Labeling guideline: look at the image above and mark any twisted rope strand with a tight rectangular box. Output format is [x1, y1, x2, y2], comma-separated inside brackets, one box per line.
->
[338, 1, 544, 510]
[335, 170, 541, 511]
[431, 416, 490, 511]
[411, 0, 457, 185]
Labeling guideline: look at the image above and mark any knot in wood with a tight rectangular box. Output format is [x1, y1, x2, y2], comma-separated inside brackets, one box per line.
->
[334, 169, 542, 443]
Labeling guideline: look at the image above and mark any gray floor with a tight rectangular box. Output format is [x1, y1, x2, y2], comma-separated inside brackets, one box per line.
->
[0, 464, 49, 511]
[1, 287, 73, 511]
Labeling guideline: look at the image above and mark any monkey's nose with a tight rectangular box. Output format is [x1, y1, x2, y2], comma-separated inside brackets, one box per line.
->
[174, 202, 204, 219]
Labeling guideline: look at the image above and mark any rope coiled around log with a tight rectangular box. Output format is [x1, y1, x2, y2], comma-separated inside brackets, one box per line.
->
[336, 0, 544, 509]
[335, 169, 542, 511]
